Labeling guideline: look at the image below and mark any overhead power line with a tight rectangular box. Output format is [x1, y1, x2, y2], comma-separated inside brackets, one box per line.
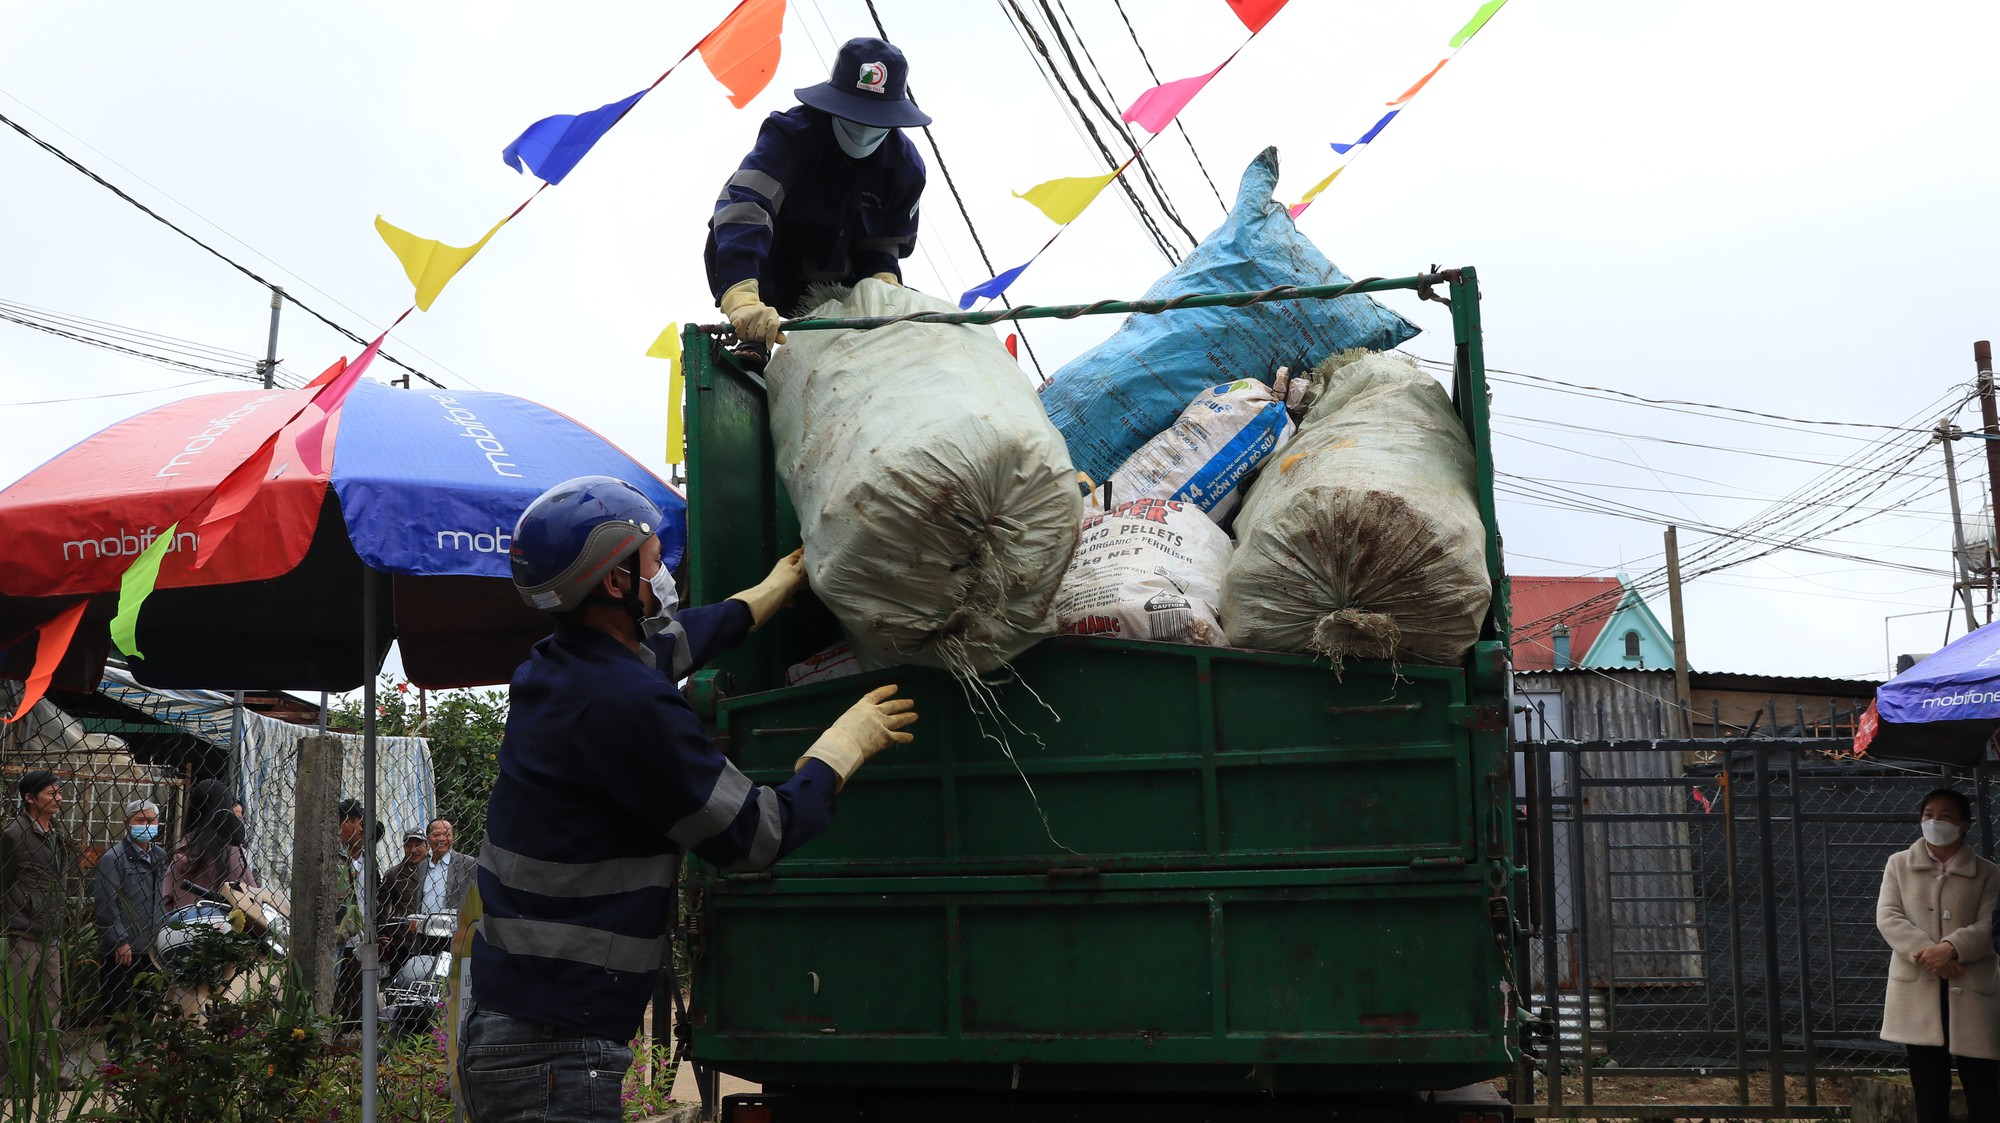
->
[1111, 0, 1229, 214]
[858, 0, 1047, 380]
[0, 109, 446, 389]
[1044, 0, 1200, 247]
[999, 0, 1181, 266]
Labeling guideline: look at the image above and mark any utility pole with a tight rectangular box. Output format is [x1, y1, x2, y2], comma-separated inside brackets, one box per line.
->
[234, 287, 284, 760]
[1938, 420, 1983, 634]
[258, 286, 283, 389]
[1664, 526, 1693, 736]
[1977, 340, 1998, 621]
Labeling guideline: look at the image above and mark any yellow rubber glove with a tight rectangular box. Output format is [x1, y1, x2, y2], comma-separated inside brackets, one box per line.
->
[720, 279, 785, 345]
[868, 272, 901, 286]
[795, 684, 917, 790]
[727, 549, 805, 631]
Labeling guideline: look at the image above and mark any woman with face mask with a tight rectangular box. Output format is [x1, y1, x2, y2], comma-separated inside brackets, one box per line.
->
[1876, 787, 2000, 1121]
[704, 36, 931, 361]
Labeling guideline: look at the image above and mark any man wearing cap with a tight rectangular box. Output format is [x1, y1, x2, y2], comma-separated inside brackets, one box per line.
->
[93, 798, 166, 1052]
[705, 36, 930, 354]
[379, 828, 430, 975]
[0, 770, 74, 1089]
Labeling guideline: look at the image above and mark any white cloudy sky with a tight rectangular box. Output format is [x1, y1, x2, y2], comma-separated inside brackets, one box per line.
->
[4, 0, 1997, 682]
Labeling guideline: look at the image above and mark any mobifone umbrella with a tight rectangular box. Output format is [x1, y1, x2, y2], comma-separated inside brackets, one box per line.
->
[1860, 619, 2000, 767]
[0, 378, 684, 692]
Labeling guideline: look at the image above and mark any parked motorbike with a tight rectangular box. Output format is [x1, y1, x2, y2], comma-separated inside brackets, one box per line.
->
[154, 878, 290, 1013]
[380, 910, 457, 1039]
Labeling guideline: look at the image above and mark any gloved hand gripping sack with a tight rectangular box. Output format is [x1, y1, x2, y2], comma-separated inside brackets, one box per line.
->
[767, 278, 1084, 673]
[1221, 350, 1491, 668]
[1039, 147, 1420, 485]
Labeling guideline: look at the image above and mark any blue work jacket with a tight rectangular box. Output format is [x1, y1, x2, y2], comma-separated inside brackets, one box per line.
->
[469, 601, 839, 1041]
[704, 105, 926, 315]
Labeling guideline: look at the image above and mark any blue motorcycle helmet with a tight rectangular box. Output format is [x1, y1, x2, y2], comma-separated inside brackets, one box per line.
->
[510, 475, 664, 615]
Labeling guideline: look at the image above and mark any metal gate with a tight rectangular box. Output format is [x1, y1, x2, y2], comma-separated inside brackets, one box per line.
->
[1513, 737, 1991, 1119]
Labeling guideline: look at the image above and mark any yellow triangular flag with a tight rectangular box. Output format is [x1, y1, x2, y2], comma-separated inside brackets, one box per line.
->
[646, 323, 685, 464]
[1291, 166, 1344, 217]
[1014, 171, 1119, 225]
[375, 214, 512, 312]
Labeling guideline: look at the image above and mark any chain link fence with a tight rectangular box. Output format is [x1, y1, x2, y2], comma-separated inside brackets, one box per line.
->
[0, 669, 497, 1098]
[1517, 736, 1989, 1118]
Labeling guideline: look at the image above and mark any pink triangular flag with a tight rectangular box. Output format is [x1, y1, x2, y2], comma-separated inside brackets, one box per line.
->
[1121, 64, 1224, 134]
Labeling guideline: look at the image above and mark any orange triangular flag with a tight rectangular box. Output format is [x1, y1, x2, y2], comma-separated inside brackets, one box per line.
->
[3, 602, 88, 724]
[697, 0, 785, 108]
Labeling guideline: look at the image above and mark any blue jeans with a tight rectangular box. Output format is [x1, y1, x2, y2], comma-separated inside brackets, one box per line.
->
[458, 1007, 633, 1123]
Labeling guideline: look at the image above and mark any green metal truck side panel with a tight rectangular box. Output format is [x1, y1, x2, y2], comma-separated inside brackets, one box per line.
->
[679, 271, 1517, 1095]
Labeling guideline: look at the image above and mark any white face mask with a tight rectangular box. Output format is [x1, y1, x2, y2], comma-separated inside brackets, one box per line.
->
[831, 117, 890, 159]
[1922, 819, 1963, 847]
[642, 567, 680, 637]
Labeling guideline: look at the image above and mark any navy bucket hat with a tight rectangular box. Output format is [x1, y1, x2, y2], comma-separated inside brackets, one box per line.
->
[794, 37, 932, 129]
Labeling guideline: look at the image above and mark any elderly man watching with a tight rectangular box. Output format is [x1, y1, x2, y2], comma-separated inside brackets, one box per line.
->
[94, 798, 166, 1052]
[1, 770, 75, 1091]
[421, 819, 475, 914]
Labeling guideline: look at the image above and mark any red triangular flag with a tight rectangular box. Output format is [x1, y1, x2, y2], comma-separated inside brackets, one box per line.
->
[3, 602, 88, 724]
[192, 431, 283, 569]
[1224, 0, 1287, 33]
[297, 330, 391, 476]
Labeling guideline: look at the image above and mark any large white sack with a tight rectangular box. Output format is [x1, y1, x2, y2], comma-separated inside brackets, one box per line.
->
[1222, 351, 1491, 667]
[768, 279, 1084, 672]
[1055, 499, 1232, 646]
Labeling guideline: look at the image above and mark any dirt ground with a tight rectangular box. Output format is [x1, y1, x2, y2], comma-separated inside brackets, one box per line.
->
[1513, 1072, 1853, 1112]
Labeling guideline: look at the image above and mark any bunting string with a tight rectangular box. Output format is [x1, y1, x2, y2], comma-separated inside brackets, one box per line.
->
[1289, 0, 1510, 219]
[958, 4, 1276, 309]
[17, 0, 787, 696]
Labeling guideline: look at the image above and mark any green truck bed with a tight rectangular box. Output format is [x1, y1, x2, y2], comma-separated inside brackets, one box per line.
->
[680, 270, 1518, 1096]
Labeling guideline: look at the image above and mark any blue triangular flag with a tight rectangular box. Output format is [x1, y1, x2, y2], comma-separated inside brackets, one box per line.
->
[1330, 109, 1399, 155]
[958, 260, 1033, 310]
[502, 88, 649, 185]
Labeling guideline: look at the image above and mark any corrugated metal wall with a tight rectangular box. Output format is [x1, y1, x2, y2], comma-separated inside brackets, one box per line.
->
[1518, 674, 1702, 986]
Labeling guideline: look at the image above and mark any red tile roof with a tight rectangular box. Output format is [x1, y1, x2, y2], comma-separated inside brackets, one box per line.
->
[1511, 576, 1626, 671]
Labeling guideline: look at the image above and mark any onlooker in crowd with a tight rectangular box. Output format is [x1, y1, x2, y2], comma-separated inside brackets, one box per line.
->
[1877, 787, 2000, 1122]
[333, 798, 383, 1024]
[0, 770, 75, 1091]
[380, 829, 429, 975]
[421, 818, 475, 915]
[93, 799, 166, 1052]
[164, 779, 256, 910]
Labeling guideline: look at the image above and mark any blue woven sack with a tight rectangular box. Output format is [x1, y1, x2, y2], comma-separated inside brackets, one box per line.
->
[1041, 147, 1420, 483]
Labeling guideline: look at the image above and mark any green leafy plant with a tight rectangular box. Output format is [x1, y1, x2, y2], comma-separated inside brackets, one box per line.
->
[621, 1036, 677, 1118]
[333, 677, 507, 855]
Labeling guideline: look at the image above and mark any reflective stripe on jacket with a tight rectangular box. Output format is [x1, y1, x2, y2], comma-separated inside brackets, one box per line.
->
[468, 600, 839, 1041]
[703, 105, 925, 315]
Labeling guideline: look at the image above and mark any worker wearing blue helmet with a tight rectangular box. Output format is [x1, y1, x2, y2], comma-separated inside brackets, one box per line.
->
[456, 476, 916, 1123]
[705, 36, 931, 353]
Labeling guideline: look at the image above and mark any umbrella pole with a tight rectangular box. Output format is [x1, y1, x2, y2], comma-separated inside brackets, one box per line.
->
[361, 566, 381, 1123]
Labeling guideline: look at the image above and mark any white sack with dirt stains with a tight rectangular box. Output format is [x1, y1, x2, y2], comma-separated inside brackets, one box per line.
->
[767, 279, 1083, 672]
[1221, 350, 1490, 667]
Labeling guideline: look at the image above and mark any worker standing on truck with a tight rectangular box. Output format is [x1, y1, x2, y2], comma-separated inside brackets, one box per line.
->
[705, 36, 930, 356]
[456, 475, 916, 1123]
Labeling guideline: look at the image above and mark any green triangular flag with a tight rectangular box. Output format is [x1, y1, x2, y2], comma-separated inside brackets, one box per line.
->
[1449, 0, 1508, 48]
[110, 521, 178, 657]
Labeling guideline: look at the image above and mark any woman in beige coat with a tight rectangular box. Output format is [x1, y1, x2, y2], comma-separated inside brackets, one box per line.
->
[1877, 787, 2000, 1123]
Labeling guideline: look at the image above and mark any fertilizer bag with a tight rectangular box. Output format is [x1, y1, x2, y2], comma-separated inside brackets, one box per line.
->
[1039, 147, 1420, 484]
[1096, 378, 1294, 524]
[1054, 498, 1232, 646]
[1222, 351, 1490, 666]
[768, 278, 1084, 673]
